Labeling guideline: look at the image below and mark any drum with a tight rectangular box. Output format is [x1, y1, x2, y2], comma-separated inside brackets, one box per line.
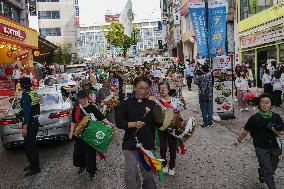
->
[99, 94, 119, 115]
[74, 114, 90, 137]
[168, 117, 196, 142]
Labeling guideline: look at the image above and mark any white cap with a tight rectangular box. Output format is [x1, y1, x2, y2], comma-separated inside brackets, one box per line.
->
[153, 70, 162, 78]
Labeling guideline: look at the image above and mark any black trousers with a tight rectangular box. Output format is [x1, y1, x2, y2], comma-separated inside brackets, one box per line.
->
[255, 147, 281, 189]
[23, 117, 40, 171]
[273, 90, 282, 107]
[73, 138, 97, 174]
[186, 76, 193, 90]
[159, 131, 177, 169]
[264, 84, 273, 96]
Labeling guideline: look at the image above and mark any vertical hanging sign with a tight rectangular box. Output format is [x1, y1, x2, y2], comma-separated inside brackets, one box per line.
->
[161, 0, 169, 45]
[188, 2, 208, 58]
[75, 0, 80, 26]
[208, 2, 227, 57]
[173, 0, 181, 44]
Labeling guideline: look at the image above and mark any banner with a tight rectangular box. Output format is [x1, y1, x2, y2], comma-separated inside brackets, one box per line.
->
[119, 0, 133, 37]
[212, 56, 234, 115]
[173, 0, 181, 43]
[157, 21, 162, 31]
[161, 0, 168, 44]
[208, 2, 227, 57]
[188, 2, 208, 58]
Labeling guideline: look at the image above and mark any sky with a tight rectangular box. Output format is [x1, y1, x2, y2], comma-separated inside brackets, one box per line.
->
[79, 0, 161, 26]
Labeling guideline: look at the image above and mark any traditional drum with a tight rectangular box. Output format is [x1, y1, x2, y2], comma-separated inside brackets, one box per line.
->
[168, 116, 196, 142]
[99, 94, 119, 115]
[74, 114, 90, 137]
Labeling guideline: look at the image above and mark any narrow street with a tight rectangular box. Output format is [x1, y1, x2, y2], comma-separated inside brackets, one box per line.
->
[0, 86, 283, 189]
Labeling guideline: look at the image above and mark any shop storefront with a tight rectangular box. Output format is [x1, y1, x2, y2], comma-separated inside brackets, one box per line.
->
[238, 1, 284, 87]
[0, 16, 38, 95]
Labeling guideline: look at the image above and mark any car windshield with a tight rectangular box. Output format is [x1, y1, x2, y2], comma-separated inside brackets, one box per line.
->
[41, 94, 60, 105]
[65, 66, 85, 74]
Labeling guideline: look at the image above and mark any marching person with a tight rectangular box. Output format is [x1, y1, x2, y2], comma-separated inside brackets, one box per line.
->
[69, 91, 116, 180]
[233, 93, 284, 189]
[150, 70, 162, 99]
[116, 76, 162, 189]
[97, 78, 116, 124]
[81, 79, 97, 103]
[19, 77, 41, 176]
[158, 83, 186, 176]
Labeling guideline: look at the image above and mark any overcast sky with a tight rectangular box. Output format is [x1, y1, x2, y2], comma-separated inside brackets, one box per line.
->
[79, 0, 161, 25]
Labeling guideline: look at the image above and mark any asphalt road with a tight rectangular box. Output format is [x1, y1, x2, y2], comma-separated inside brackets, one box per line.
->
[0, 87, 283, 189]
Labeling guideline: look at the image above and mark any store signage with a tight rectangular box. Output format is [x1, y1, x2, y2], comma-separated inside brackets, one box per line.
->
[33, 50, 40, 57]
[105, 15, 120, 22]
[0, 23, 26, 40]
[29, 0, 37, 16]
[75, 6, 79, 16]
[238, 1, 284, 33]
[212, 56, 234, 114]
[240, 23, 284, 48]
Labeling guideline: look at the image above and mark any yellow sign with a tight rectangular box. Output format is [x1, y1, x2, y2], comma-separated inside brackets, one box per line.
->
[33, 50, 40, 57]
[0, 16, 38, 49]
[238, 1, 284, 33]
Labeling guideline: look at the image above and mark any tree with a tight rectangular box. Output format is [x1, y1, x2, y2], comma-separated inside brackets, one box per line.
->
[102, 22, 138, 58]
[52, 43, 72, 65]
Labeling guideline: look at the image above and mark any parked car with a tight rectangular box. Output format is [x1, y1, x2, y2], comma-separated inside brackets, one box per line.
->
[65, 64, 87, 79]
[42, 74, 79, 95]
[0, 86, 73, 149]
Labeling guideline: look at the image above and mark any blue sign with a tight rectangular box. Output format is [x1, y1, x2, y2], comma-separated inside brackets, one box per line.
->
[157, 21, 162, 31]
[208, 2, 227, 57]
[75, 6, 79, 16]
[188, 2, 208, 58]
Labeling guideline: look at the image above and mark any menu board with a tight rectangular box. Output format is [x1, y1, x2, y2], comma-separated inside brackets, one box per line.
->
[212, 56, 234, 114]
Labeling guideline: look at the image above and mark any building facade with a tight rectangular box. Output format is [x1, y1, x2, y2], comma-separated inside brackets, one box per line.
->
[31, 0, 79, 54]
[78, 19, 162, 58]
[0, 0, 28, 26]
[236, 0, 284, 86]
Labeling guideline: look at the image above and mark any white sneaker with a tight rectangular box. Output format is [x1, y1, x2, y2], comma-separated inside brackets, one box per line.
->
[235, 99, 238, 102]
[168, 168, 175, 176]
[240, 108, 243, 111]
[253, 107, 257, 110]
[245, 108, 249, 111]
[162, 166, 169, 174]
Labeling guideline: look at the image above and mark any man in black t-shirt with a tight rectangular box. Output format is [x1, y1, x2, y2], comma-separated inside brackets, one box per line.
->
[233, 93, 284, 189]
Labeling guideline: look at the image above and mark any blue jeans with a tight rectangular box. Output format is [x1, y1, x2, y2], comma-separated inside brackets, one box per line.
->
[199, 99, 213, 125]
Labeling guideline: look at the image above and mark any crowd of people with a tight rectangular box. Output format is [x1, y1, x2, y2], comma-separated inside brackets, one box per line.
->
[14, 58, 284, 189]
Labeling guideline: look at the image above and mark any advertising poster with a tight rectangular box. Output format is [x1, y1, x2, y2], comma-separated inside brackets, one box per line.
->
[208, 2, 227, 57]
[212, 56, 234, 116]
[188, 2, 208, 58]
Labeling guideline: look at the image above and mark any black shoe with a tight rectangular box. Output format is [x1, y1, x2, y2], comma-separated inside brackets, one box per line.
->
[89, 173, 96, 180]
[23, 166, 30, 172]
[78, 167, 86, 176]
[25, 168, 41, 177]
[258, 168, 264, 183]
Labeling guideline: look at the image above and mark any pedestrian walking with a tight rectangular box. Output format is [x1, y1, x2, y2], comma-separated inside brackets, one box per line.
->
[115, 76, 162, 189]
[233, 93, 284, 189]
[271, 71, 282, 107]
[19, 77, 41, 176]
[184, 62, 194, 91]
[196, 64, 213, 127]
[150, 70, 161, 99]
[235, 71, 249, 111]
[262, 69, 273, 96]
[69, 91, 115, 180]
[12, 65, 21, 87]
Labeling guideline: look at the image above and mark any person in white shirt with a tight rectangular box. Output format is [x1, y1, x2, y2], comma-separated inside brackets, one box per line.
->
[262, 69, 273, 96]
[235, 71, 249, 111]
[12, 65, 21, 86]
[271, 71, 282, 107]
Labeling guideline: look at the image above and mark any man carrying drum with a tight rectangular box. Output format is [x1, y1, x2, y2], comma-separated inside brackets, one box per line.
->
[69, 91, 116, 180]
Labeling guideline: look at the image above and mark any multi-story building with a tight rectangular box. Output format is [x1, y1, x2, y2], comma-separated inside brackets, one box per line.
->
[78, 19, 162, 58]
[0, 0, 28, 26]
[30, 0, 79, 54]
[162, 0, 235, 61]
[236, 0, 284, 86]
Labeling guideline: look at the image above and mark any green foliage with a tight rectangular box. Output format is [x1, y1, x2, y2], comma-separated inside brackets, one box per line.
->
[101, 22, 138, 57]
[51, 43, 72, 65]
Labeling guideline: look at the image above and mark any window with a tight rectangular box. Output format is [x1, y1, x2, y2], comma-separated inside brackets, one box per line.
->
[240, 0, 275, 20]
[38, 0, 59, 2]
[39, 28, 61, 36]
[38, 11, 60, 19]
